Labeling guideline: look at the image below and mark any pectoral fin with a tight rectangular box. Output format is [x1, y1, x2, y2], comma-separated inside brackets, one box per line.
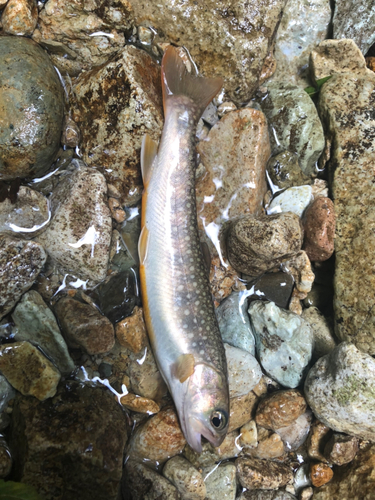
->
[173, 353, 195, 383]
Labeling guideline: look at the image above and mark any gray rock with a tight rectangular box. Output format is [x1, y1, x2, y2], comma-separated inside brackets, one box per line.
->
[224, 344, 262, 398]
[302, 307, 336, 358]
[248, 272, 294, 310]
[216, 292, 255, 355]
[0, 374, 15, 414]
[260, 82, 325, 176]
[12, 290, 74, 375]
[202, 463, 237, 500]
[0, 36, 64, 180]
[163, 456, 206, 500]
[36, 162, 112, 283]
[238, 490, 296, 500]
[267, 186, 313, 218]
[304, 342, 375, 441]
[276, 410, 313, 452]
[0, 235, 46, 320]
[236, 456, 293, 490]
[249, 301, 313, 388]
[267, 151, 312, 191]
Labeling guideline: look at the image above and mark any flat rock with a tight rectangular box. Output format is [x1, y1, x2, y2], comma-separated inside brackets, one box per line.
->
[236, 456, 293, 490]
[267, 185, 313, 218]
[304, 342, 375, 441]
[36, 162, 112, 283]
[0, 36, 64, 180]
[72, 45, 163, 206]
[225, 344, 262, 398]
[202, 463, 237, 500]
[163, 456, 206, 500]
[303, 197, 335, 261]
[318, 71, 375, 353]
[267, 151, 312, 191]
[10, 381, 128, 500]
[2, 0, 38, 36]
[248, 272, 294, 310]
[0, 235, 46, 320]
[0, 341, 60, 401]
[12, 290, 74, 375]
[255, 389, 307, 430]
[249, 301, 313, 388]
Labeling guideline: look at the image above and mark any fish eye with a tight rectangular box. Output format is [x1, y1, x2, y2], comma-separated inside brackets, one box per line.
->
[210, 410, 228, 431]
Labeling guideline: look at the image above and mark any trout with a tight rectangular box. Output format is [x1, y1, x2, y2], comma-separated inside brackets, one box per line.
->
[138, 46, 229, 452]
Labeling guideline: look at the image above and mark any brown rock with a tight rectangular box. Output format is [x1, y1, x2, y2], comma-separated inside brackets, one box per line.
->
[307, 420, 332, 462]
[61, 116, 80, 148]
[0, 342, 60, 401]
[366, 56, 375, 72]
[255, 390, 307, 431]
[2, 0, 38, 36]
[54, 297, 115, 355]
[227, 213, 303, 276]
[115, 306, 147, 353]
[323, 433, 359, 466]
[300, 487, 313, 500]
[108, 198, 125, 223]
[196, 108, 269, 232]
[239, 420, 257, 448]
[250, 427, 285, 459]
[282, 250, 315, 297]
[236, 456, 293, 489]
[310, 463, 333, 487]
[120, 393, 160, 414]
[228, 390, 258, 433]
[209, 256, 246, 305]
[303, 197, 335, 262]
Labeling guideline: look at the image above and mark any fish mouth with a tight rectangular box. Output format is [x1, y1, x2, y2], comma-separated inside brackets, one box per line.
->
[184, 415, 225, 453]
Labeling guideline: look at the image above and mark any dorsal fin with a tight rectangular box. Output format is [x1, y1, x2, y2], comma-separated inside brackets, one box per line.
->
[141, 134, 158, 186]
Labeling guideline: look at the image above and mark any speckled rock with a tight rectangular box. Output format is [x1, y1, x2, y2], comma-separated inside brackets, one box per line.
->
[318, 71, 375, 353]
[54, 297, 115, 355]
[209, 256, 246, 305]
[202, 462, 237, 500]
[0, 235, 46, 320]
[2, 0, 37, 35]
[184, 430, 241, 468]
[267, 185, 313, 218]
[323, 434, 359, 466]
[269, 0, 331, 86]
[0, 37, 64, 180]
[305, 343, 375, 440]
[163, 456, 206, 500]
[259, 82, 325, 176]
[61, 116, 80, 149]
[130, 0, 287, 105]
[120, 393, 160, 414]
[72, 45, 163, 206]
[249, 301, 313, 388]
[303, 197, 335, 261]
[35, 163, 112, 283]
[227, 213, 303, 277]
[115, 306, 146, 353]
[10, 381, 128, 500]
[225, 344, 262, 398]
[236, 456, 293, 490]
[256, 390, 307, 430]
[196, 109, 269, 232]
[0, 342, 60, 401]
[302, 307, 336, 358]
[228, 390, 258, 433]
[238, 491, 296, 500]
[12, 290, 74, 375]
[310, 463, 333, 487]
[267, 151, 311, 191]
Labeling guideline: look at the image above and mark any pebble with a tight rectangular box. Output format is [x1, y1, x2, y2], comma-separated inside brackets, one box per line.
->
[267, 186, 313, 218]
[209, 256, 246, 305]
[267, 151, 311, 191]
[282, 250, 315, 299]
[163, 456, 206, 500]
[108, 198, 126, 224]
[202, 463, 237, 500]
[217, 101, 237, 117]
[299, 487, 313, 500]
[225, 344, 262, 398]
[248, 272, 294, 310]
[236, 456, 293, 490]
[323, 433, 359, 466]
[184, 430, 241, 468]
[0, 36, 64, 180]
[303, 197, 335, 262]
[255, 390, 307, 430]
[0, 375, 15, 414]
[201, 102, 219, 127]
[304, 342, 375, 441]
[120, 393, 160, 414]
[2, 0, 38, 36]
[238, 492, 296, 500]
[275, 410, 312, 452]
[227, 213, 303, 277]
[115, 306, 147, 354]
[239, 420, 257, 448]
[0, 341, 60, 400]
[311, 178, 329, 199]
[36, 163, 112, 283]
[310, 463, 333, 487]
[0, 235, 46, 320]
[250, 427, 285, 459]
[12, 290, 75, 375]
[54, 297, 115, 355]
[307, 420, 332, 462]
[61, 116, 81, 149]
[228, 390, 258, 433]
[301, 307, 336, 358]
[96, 271, 140, 323]
[249, 301, 313, 388]
[124, 460, 180, 500]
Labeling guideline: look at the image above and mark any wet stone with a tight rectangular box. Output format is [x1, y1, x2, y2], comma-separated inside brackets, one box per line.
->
[217, 101, 237, 118]
[0, 341, 60, 401]
[2, 0, 38, 35]
[236, 456, 293, 490]
[163, 456, 206, 500]
[120, 393, 160, 414]
[302, 307, 336, 358]
[323, 433, 359, 466]
[267, 185, 312, 218]
[209, 256, 246, 305]
[238, 491, 296, 500]
[255, 390, 307, 431]
[275, 409, 312, 452]
[248, 272, 294, 310]
[239, 419, 257, 448]
[307, 420, 332, 462]
[310, 463, 333, 488]
[267, 151, 311, 191]
[109, 228, 137, 274]
[0, 436, 12, 478]
[54, 297, 115, 355]
[249, 427, 285, 459]
[225, 344, 262, 398]
[202, 462, 237, 500]
[228, 390, 258, 433]
[0, 36, 64, 180]
[282, 250, 315, 298]
[61, 116, 80, 149]
[184, 430, 241, 468]
[115, 306, 146, 354]
[12, 290, 74, 375]
[0, 374, 15, 414]
[303, 197, 335, 262]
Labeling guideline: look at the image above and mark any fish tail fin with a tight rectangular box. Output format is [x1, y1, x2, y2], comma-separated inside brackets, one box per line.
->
[161, 46, 223, 119]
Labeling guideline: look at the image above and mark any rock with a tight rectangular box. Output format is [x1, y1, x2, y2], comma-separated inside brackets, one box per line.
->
[108, 198, 126, 223]
[109, 229, 137, 273]
[226, 213, 303, 276]
[249, 427, 285, 459]
[313, 443, 375, 500]
[255, 389, 307, 430]
[318, 71, 375, 353]
[120, 393, 160, 414]
[54, 297, 115, 355]
[130, 0, 287, 105]
[72, 45, 163, 206]
[10, 381, 128, 500]
[184, 430, 241, 468]
[267, 186, 313, 218]
[303, 283, 333, 314]
[209, 256, 246, 305]
[275, 410, 312, 452]
[12, 290, 74, 375]
[228, 390, 258, 433]
[310, 463, 333, 487]
[267, 151, 311, 191]
[238, 491, 296, 500]
[311, 178, 329, 199]
[61, 116, 80, 149]
[163, 456, 206, 500]
[123, 460, 181, 500]
[217, 102, 237, 118]
[196, 109, 269, 232]
[236, 456, 293, 490]
[323, 434, 359, 466]
[249, 272, 294, 310]
[0, 36, 64, 180]
[249, 301, 313, 388]
[202, 462, 237, 500]
[282, 250, 315, 303]
[0, 436, 12, 478]
[36, 163, 112, 283]
[301, 307, 336, 358]
[260, 82, 325, 176]
[239, 420, 257, 448]
[225, 344, 262, 398]
[367, 56, 375, 71]
[0, 374, 15, 414]
[307, 420, 332, 462]
[0, 341, 60, 400]
[127, 407, 186, 465]
[269, 0, 331, 86]
[0, 235, 46, 320]
[302, 197, 335, 262]
[115, 306, 146, 353]
[2, 0, 38, 36]
[299, 487, 313, 500]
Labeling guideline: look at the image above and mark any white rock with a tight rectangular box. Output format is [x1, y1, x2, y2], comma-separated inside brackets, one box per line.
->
[267, 185, 313, 218]
[224, 344, 262, 398]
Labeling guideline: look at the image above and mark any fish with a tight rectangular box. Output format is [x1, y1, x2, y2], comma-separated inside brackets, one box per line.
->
[138, 46, 230, 453]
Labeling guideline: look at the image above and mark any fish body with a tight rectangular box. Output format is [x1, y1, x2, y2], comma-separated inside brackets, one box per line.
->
[139, 47, 229, 452]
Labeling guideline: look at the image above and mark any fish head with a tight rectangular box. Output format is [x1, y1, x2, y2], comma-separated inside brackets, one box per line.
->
[180, 363, 229, 453]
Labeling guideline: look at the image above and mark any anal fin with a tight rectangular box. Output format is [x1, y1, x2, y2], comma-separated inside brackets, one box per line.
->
[141, 134, 158, 186]
[173, 354, 195, 383]
[138, 226, 150, 265]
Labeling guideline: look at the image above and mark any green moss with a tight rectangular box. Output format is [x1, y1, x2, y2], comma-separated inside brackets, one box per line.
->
[333, 374, 375, 406]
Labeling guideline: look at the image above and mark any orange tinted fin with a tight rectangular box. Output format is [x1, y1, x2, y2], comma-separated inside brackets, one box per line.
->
[141, 134, 158, 186]
[161, 46, 223, 119]
[173, 353, 195, 383]
[138, 226, 150, 265]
